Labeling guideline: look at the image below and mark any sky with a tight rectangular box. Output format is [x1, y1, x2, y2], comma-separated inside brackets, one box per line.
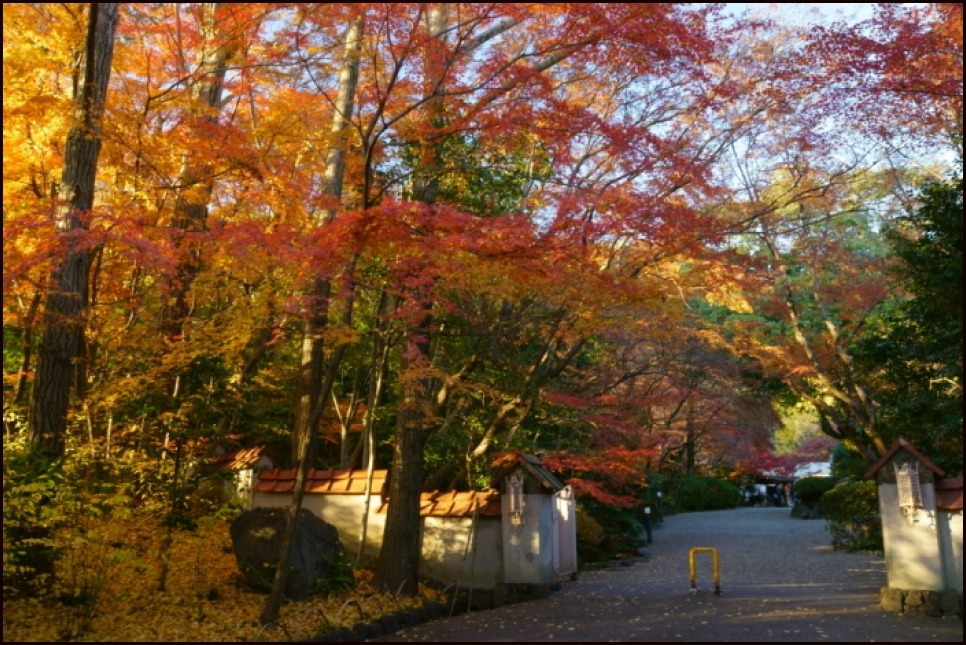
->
[720, 3, 878, 26]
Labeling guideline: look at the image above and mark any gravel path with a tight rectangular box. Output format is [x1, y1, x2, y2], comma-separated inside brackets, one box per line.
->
[374, 507, 963, 642]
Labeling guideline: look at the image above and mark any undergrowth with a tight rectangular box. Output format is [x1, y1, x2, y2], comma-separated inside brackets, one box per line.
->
[3, 512, 442, 642]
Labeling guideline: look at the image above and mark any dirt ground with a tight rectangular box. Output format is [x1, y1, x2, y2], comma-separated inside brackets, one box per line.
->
[372, 507, 964, 642]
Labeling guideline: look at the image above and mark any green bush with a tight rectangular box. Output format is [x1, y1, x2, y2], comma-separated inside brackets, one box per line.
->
[575, 500, 645, 565]
[575, 506, 606, 547]
[792, 476, 838, 506]
[821, 479, 882, 552]
[665, 476, 742, 512]
[830, 443, 868, 479]
[3, 438, 71, 598]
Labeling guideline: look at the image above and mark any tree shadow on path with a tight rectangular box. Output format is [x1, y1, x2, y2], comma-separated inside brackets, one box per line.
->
[373, 507, 962, 642]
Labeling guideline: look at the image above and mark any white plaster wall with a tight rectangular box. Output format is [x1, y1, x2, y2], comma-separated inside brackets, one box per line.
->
[253, 493, 506, 588]
[938, 510, 963, 595]
[420, 516, 503, 589]
[552, 488, 578, 577]
[319, 495, 386, 560]
[235, 469, 254, 506]
[252, 492, 386, 559]
[502, 494, 555, 585]
[878, 483, 945, 591]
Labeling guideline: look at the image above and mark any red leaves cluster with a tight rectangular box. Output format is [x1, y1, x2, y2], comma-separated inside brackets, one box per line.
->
[542, 447, 653, 508]
[733, 434, 837, 480]
[808, 3, 963, 143]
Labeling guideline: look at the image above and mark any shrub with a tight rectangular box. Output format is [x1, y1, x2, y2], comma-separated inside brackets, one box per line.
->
[3, 437, 73, 598]
[575, 505, 606, 548]
[665, 476, 742, 512]
[821, 479, 882, 552]
[575, 500, 645, 565]
[830, 443, 868, 479]
[792, 476, 838, 507]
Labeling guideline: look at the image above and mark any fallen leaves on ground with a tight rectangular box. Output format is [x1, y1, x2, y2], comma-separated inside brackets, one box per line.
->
[3, 513, 441, 642]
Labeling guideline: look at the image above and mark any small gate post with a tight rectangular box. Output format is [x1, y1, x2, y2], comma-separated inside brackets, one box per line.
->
[689, 547, 721, 595]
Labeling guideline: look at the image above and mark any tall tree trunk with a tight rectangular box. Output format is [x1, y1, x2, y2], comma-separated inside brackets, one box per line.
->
[260, 299, 355, 624]
[292, 16, 364, 465]
[374, 3, 450, 596]
[356, 300, 393, 563]
[162, 2, 233, 346]
[14, 293, 42, 404]
[374, 303, 435, 595]
[260, 16, 364, 627]
[28, 3, 118, 459]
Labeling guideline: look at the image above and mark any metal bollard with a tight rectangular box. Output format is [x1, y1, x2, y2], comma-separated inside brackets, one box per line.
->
[689, 547, 721, 595]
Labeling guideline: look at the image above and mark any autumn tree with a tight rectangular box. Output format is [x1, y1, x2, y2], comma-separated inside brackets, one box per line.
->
[539, 299, 777, 484]
[286, 10, 365, 467]
[362, 2, 731, 593]
[8, 6, 962, 624]
[810, 3, 963, 155]
[261, 10, 365, 625]
[373, 3, 454, 597]
[694, 3, 963, 467]
[161, 3, 236, 356]
[27, 3, 119, 460]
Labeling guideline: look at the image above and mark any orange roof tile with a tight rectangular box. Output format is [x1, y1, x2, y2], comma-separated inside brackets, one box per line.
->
[254, 468, 388, 495]
[936, 476, 963, 512]
[254, 470, 503, 517]
[414, 489, 501, 518]
[212, 446, 276, 471]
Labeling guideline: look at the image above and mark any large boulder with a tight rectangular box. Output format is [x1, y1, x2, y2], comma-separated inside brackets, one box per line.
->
[230, 506, 352, 600]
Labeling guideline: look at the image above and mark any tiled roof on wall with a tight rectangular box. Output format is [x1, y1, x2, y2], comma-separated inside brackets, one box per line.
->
[212, 446, 275, 471]
[413, 489, 502, 518]
[253, 469, 502, 518]
[254, 468, 388, 495]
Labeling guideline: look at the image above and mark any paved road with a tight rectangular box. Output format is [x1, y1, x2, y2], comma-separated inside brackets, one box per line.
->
[375, 507, 963, 642]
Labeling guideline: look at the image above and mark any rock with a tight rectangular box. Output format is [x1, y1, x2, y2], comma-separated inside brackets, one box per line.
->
[229, 506, 351, 600]
[903, 590, 926, 615]
[879, 586, 903, 613]
[806, 501, 823, 519]
[396, 608, 421, 627]
[425, 601, 448, 620]
[939, 590, 961, 617]
[350, 621, 374, 641]
[377, 614, 400, 635]
[922, 591, 944, 618]
[316, 627, 350, 642]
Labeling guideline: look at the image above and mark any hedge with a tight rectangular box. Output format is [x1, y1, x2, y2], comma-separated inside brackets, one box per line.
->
[792, 476, 838, 507]
[665, 476, 742, 512]
[820, 479, 882, 552]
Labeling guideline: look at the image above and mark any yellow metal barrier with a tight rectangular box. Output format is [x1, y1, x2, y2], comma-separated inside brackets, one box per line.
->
[689, 547, 721, 595]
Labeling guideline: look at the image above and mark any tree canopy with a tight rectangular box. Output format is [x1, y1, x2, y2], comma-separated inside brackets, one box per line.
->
[4, 2, 962, 610]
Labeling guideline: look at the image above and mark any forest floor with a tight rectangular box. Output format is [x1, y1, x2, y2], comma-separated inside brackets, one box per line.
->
[2, 513, 443, 642]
